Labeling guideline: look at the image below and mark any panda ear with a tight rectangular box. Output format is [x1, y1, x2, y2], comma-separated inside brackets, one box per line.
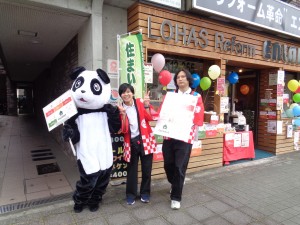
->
[96, 69, 110, 84]
[70, 67, 86, 80]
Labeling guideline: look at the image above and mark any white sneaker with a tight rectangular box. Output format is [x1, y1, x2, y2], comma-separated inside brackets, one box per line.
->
[171, 200, 181, 209]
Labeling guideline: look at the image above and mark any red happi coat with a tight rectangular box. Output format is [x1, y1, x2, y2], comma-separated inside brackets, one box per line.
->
[120, 98, 157, 162]
[161, 90, 204, 144]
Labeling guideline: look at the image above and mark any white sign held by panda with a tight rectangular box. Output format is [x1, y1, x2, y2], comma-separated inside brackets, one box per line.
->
[43, 90, 78, 131]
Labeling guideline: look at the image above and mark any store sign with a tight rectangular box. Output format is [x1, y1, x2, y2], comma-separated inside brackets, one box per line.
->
[148, 17, 256, 58]
[145, 0, 181, 9]
[191, 0, 300, 39]
[263, 41, 300, 65]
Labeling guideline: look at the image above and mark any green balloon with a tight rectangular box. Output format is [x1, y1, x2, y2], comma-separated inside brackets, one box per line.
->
[200, 77, 211, 91]
[293, 93, 300, 103]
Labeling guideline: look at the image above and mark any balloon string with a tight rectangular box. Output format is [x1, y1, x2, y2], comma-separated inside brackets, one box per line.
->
[203, 86, 210, 104]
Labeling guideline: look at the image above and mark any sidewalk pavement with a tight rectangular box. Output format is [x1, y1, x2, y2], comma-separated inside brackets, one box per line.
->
[1, 150, 300, 225]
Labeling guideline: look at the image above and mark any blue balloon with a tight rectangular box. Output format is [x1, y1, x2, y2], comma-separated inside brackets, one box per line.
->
[228, 72, 239, 84]
[293, 105, 300, 117]
[285, 108, 294, 118]
[191, 73, 201, 88]
[295, 118, 300, 126]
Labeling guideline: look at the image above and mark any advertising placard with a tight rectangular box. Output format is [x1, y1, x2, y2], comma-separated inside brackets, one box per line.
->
[154, 92, 197, 142]
[43, 90, 77, 131]
[110, 134, 127, 179]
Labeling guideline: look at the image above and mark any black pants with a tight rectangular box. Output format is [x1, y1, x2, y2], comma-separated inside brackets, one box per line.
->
[73, 160, 112, 206]
[126, 136, 153, 199]
[162, 139, 192, 202]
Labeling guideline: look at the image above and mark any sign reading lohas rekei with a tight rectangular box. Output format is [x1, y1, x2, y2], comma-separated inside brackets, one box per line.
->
[147, 16, 256, 58]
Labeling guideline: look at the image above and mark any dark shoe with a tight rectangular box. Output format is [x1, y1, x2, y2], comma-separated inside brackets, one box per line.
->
[74, 204, 83, 213]
[126, 197, 135, 205]
[88, 204, 99, 212]
[140, 195, 150, 203]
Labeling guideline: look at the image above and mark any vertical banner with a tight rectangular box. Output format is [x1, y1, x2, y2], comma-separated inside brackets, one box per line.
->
[119, 32, 145, 98]
[110, 134, 127, 179]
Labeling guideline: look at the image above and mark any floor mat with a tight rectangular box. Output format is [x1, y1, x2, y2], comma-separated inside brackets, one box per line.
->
[227, 149, 275, 165]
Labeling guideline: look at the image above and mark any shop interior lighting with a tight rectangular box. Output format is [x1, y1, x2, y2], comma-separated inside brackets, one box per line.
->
[239, 69, 243, 73]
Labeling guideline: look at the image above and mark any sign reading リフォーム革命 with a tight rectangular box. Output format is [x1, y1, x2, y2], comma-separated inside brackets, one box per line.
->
[190, 0, 300, 39]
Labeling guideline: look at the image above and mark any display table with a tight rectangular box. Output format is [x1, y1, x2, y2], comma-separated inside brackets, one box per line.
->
[223, 131, 255, 165]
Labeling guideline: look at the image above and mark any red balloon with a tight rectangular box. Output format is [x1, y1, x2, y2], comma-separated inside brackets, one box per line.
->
[295, 86, 300, 93]
[158, 70, 172, 86]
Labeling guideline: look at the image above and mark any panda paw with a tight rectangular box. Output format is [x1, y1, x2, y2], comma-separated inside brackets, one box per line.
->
[62, 124, 74, 141]
[102, 104, 119, 114]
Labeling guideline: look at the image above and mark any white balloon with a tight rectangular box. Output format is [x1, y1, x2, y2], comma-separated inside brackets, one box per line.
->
[208, 65, 221, 80]
[151, 53, 165, 73]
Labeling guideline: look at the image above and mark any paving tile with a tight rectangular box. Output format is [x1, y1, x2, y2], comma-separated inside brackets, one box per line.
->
[143, 217, 170, 225]
[105, 211, 137, 225]
[164, 211, 198, 225]
[281, 220, 300, 225]
[221, 209, 253, 225]
[76, 217, 107, 225]
[26, 190, 51, 201]
[186, 205, 215, 221]
[50, 185, 72, 196]
[43, 212, 75, 225]
[203, 200, 232, 214]
[131, 205, 159, 221]
[0, 193, 26, 205]
[25, 177, 48, 193]
[45, 174, 69, 189]
[202, 216, 231, 225]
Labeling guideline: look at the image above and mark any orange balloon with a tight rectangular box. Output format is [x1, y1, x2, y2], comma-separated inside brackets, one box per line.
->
[240, 85, 250, 95]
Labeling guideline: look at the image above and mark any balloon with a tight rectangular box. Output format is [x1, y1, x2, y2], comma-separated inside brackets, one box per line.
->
[158, 70, 172, 86]
[285, 109, 294, 118]
[295, 118, 300, 126]
[293, 105, 300, 116]
[200, 77, 211, 91]
[228, 72, 239, 84]
[287, 79, 299, 92]
[191, 73, 201, 88]
[295, 86, 300, 93]
[290, 103, 299, 109]
[151, 53, 165, 73]
[293, 93, 300, 103]
[208, 65, 221, 80]
[240, 85, 250, 95]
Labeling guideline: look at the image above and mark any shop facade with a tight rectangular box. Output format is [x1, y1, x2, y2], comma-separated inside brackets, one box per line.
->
[127, 2, 300, 178]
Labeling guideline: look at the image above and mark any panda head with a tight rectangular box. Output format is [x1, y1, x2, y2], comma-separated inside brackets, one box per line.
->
[70, 67, 111, 109]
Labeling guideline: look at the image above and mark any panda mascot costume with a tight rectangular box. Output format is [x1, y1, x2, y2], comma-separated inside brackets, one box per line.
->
[62, 67, 121, 213]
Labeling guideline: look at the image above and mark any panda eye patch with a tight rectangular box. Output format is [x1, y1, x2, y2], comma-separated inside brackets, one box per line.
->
[91, 79, 102, 95]
[72, 77, 84, 92]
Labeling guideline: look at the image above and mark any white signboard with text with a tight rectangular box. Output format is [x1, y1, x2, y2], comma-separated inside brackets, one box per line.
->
[43, 90, 77, 131]
[146, 0, 181, 9]
[154, 92, 197, 142]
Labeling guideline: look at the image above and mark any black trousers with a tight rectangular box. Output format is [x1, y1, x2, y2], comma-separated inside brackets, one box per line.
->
[73, 160, 112, 206]
[162, 139, 192, 202]
[126, 136, 153, 199]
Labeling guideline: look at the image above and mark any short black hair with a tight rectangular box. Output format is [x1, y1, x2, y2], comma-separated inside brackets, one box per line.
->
[118, 83, 135, 96]
[173, 69, 193, 89]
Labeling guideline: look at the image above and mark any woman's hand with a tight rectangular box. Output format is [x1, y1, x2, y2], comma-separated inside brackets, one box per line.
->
[144, 91, 150, 107]
[117, 104, 126, 116]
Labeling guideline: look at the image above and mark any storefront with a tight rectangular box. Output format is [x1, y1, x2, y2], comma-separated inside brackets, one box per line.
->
[127, 2, 300, 177]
